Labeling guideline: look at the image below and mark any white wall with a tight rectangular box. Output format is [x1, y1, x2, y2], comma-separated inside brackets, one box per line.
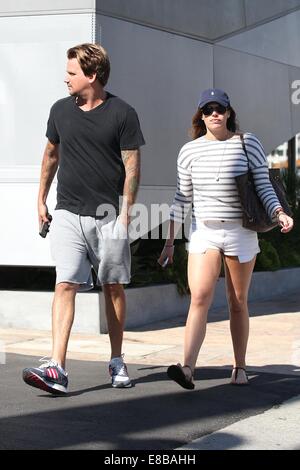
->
[0, 12, 95, 265]
[0, 0, 95, 15]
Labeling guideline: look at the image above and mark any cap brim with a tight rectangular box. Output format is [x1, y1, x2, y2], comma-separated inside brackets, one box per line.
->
[199, 99, 229, 108]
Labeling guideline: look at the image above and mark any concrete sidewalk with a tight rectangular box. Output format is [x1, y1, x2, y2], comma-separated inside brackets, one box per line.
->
[1, 290, 300, 450]
[2, 291, 300, 373]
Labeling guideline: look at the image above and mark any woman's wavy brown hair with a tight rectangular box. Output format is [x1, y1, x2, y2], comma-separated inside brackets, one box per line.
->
[189, 106, 239, 140]
[67, 43, 110, 87]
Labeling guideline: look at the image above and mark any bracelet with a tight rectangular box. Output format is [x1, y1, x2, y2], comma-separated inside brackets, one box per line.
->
[273, 208, 284, 220]
[276, 210, 285, 219]
[274, 207, 283, 215]
[165, 244, 174, 247]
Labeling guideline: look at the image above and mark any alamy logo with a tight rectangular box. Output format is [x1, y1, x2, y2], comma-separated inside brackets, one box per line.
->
[291, 80, 300, 104]
[96, 198, 191, 240]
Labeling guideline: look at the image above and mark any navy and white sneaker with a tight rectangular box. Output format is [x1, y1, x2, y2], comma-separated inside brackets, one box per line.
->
[22, 357, 68, 395]
[109, 354, 131, 388]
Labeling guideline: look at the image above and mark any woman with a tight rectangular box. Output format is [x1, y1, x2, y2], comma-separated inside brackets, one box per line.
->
[158, 88, 293, 389]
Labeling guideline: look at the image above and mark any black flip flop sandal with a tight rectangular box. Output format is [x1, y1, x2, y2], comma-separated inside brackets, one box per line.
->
[167, 364, 195, 390]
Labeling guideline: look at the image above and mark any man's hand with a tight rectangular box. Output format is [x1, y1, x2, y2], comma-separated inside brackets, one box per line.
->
[38, 202, 51, 229]
[118, 212, 131, 228]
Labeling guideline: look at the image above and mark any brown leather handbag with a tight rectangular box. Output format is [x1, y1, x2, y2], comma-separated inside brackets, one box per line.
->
[235, 135, 292, 232]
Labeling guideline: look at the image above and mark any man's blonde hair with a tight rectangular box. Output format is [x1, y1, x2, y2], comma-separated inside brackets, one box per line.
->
[67, 43, 110, 87]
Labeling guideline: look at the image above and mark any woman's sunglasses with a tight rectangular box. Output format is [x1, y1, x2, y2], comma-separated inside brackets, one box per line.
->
[201, 104, 227, 116]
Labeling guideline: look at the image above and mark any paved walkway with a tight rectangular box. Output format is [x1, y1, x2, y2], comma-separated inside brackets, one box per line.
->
[1, 291, 300, 450]
[2, 292, 300, 373]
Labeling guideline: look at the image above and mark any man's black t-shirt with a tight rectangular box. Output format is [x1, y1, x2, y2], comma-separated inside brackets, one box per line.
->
[46, 93, 145, 216]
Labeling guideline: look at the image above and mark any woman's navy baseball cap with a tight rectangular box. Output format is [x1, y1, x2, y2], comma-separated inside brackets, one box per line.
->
[198, 88, 230, 108]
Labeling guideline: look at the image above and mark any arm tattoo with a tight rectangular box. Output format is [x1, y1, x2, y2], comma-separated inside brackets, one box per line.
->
[39, 141, 59, 201]
[121, 149, 140, 178]
[46, 144, 57, 158]
[129, 176, 139, 194]
[121, 150, 132, 166]
[121, 149, 141, 204]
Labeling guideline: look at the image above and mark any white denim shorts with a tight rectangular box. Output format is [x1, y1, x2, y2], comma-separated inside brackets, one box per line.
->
[50, 209, 131, 291]
[188, 219, 260, 263]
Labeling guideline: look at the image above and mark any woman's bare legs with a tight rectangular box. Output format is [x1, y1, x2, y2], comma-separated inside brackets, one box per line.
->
[224, 255, 256, 369]
[183, 249, 222, 375]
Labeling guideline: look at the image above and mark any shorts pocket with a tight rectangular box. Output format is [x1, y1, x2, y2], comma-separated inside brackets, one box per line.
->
[98, 216, 128, 240]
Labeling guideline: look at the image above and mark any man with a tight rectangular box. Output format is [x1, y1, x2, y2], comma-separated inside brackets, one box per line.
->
[22, 43, 145, 394]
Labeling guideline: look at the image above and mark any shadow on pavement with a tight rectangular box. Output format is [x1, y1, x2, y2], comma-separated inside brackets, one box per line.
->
[1, 354, 300, 450]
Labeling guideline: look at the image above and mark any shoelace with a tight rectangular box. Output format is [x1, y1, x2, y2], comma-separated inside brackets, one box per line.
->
[38, 356, 58, 369]
[112, 363, 127, 377]
[37, 357, 68, 380]
[110, 354, 128, 377]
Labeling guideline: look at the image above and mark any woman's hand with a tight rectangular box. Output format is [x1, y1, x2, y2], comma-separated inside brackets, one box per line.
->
[158, 245, 175, 267]
[278, 212, 294, 233]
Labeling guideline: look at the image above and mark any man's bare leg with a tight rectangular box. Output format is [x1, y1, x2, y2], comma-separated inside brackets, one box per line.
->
[51, 282, 79, 369]
[102, 283, 126, 359]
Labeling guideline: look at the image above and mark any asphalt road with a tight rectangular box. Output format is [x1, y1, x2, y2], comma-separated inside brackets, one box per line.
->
[1, 353, 300, 450]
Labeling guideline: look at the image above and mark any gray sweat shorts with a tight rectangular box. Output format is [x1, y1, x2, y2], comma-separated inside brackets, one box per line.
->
[50, 209, 131, 291]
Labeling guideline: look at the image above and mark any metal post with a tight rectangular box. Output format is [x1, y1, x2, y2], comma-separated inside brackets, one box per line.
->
[288, 137, 296, 174]
[287, 136, 296, 208]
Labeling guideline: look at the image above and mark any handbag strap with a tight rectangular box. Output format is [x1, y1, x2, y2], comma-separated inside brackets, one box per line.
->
[240, 133, 250, 171]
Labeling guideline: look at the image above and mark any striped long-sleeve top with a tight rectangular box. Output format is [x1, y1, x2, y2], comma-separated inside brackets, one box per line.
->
[170, 132, 281, 224]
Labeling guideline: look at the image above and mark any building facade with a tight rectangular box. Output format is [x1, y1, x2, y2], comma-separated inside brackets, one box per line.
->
[0, 0, 299, 265]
